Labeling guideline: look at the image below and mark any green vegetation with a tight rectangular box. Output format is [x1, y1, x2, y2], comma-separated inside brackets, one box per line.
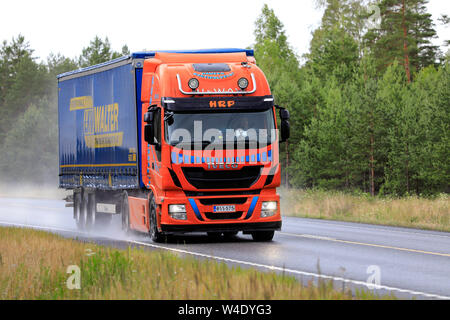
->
[281, 188, 449, 232]
[0, 36, 127, 186]
[0, 2, 448, 199]
[254, 1, 449, 197]
[0, 227, 391, 299]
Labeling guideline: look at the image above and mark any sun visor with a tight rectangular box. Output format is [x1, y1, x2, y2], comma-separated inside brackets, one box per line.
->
[162, 96, 274, 112]
[193, 63, 231, 72]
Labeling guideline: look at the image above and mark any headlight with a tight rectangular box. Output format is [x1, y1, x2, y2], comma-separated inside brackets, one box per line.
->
[261, 201, 277, 218]
[237, 77, 249, 90]
[188, 78, 199, 90]
[169, 204, 187, 220]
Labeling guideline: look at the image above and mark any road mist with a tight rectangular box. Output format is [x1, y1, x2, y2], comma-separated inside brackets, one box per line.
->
[0, 184, 137, 242]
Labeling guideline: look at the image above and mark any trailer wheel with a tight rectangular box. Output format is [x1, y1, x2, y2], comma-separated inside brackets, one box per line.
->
[251, 231, 274, 242]
[85, 193, 96, 231]
[80, 192, 89, 231]
[149, 195, 165, 243]
[121, 192, 131, 235]
[74, 192, 83, 230]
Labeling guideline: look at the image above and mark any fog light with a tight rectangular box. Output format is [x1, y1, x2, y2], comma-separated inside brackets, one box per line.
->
[188, 78, 199, 90]
[169, 204, 187, 220]
[237, 77, 249, 90]
[261, 201, 277, 218]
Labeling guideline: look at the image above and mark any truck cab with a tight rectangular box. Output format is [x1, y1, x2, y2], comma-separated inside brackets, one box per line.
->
[140, 50, 289, 241]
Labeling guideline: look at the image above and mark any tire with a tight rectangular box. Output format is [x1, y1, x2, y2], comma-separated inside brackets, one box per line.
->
[223, 231, 238, 239]
[121, 192, 131, 235]
[251, 231, 275, 242]
[207, 232, 223, 241]
[74, 192, 83, 230]
[149, 195, 166, 243]
[85, 193, 96, 231]
[80, 192, 89, 231]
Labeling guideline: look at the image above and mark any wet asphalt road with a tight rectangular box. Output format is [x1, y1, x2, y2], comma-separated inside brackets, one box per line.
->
[0, 197, 449, 299]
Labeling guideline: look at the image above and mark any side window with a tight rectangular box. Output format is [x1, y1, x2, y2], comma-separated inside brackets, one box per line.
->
[154, 108, 162, 160]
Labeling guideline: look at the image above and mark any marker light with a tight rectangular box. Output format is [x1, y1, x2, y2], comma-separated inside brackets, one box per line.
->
[261, 201, 277, 218]
[188, 78, 199, 90]
[237, 77, 249, 90]
[169, 204, 187, 220]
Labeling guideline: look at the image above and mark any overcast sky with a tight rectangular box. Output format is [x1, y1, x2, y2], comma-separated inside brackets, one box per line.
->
[1, 0, 449, 62]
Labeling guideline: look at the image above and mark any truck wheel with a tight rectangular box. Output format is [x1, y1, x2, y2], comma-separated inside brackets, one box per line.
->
[121, 192, 131, 235]
[207, 232, 223, 241]
[85, 193, 96, 231]
[74, 192, 83, 230]
[251, 231, 275, 242]
[149, 195, 165, 243]
[223, 231, 238, 239]
[80, 192, 89, 231]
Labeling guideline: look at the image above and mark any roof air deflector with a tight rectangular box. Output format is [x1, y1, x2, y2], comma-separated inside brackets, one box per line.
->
[193, 63, 231, 72]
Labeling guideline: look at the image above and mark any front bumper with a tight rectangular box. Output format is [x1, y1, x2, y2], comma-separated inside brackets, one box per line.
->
[159, 189, 281, 234]
[161, 221, 281, 234]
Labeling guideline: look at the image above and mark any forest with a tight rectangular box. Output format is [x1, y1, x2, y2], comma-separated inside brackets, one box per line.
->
[0, 0, 448, 197]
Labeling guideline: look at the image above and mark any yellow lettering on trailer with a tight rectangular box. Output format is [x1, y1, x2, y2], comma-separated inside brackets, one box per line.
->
[73, 96, 123, 148]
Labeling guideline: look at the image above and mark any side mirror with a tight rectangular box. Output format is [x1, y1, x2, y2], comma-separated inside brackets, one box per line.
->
[277, 107, 290, 142]
[144, 123, 155, 144]
[280, 108, 290, 121]
[144, 108, 155, 144]
[281, 120, 290, 142]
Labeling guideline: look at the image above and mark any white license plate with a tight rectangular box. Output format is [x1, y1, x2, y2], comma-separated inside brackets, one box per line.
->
[213, 205, 235, 213]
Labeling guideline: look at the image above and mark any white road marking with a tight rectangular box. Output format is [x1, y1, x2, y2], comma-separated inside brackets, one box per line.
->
[279, 232, 450, 257]
[1, 220, 449, 300]
[128, 239, 450, 300]
[284, 217, 450, 239]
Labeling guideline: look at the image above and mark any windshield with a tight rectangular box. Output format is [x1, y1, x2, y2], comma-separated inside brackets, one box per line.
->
[165, 109, 276, 149]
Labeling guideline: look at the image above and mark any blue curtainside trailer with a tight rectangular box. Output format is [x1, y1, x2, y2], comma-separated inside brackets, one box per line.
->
[58, 56, 143, 190]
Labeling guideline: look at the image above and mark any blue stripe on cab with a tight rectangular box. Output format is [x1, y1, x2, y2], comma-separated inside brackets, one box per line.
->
[171, 152, 177, 164]
[188, 199, 203, 221]
[262, 152, 267, 162]
[245, 196, 259, 219]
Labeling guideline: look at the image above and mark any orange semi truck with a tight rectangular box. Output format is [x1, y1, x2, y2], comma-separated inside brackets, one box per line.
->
[58, 49, 290, 242]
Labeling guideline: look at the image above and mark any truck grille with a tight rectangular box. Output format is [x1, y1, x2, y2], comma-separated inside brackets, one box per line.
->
[198, 197, 247, 205]
[181, 166, 262, 189]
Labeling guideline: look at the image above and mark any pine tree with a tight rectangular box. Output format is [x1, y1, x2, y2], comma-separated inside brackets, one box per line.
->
[0, 35, 49, 142]
[364, 0, 438, 81]
[253, 4, 300, 187]
[78, 36, 126, 68]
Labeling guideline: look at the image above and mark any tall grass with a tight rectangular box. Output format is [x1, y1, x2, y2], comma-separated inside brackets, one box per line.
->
[280, 188, 449, 232]
[0, 227, 387, 300]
